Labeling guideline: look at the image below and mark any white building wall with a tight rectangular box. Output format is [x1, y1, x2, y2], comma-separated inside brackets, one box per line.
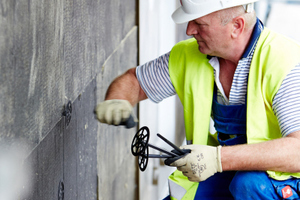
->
[138, 1, 181, 199]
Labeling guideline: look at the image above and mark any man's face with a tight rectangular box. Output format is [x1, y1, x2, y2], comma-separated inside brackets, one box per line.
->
[186, 12, 232, 57]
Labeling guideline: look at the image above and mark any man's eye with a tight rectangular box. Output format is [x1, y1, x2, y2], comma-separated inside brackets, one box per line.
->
[197, 23, 206, 26]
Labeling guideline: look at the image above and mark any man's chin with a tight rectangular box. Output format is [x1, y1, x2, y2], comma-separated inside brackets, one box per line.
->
[198, 46, 209, 55]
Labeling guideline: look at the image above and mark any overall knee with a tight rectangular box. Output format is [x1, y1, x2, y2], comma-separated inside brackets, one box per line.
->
[229, 171, 255, 195]
[229, 171, 274, 198]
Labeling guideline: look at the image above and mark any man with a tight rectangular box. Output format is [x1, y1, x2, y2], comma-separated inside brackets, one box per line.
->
[96, 0, 300, 199]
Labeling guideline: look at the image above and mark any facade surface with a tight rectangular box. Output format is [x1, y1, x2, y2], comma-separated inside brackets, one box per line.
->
[0, 0, 138, 199]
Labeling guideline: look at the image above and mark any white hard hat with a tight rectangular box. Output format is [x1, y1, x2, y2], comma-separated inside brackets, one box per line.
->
[172, 0, 259, 24]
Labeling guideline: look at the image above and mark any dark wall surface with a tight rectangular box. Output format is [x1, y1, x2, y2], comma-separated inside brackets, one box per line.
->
[0, 0, 138, 199]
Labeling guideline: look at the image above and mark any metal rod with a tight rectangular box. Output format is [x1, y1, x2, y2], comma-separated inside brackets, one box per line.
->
[157, 133, 185, 155]
[148, 154, 173, 158]
[147, 143, 178, 157]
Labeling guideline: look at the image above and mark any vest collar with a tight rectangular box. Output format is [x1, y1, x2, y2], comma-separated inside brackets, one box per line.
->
[241, 18, 264, 59]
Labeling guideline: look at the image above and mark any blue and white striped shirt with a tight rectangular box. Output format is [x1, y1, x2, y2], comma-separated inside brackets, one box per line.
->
[136, 20, 300, 137]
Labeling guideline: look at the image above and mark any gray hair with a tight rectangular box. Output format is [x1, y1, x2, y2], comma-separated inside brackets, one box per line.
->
[217, 5, 257, 30]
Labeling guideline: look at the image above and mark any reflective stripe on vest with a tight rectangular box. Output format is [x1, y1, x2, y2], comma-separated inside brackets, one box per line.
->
[168, 170, 199, 200]
[168, 179, 186, 200]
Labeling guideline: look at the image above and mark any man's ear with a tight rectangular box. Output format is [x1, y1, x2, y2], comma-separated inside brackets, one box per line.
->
[231, 16, 245, 39]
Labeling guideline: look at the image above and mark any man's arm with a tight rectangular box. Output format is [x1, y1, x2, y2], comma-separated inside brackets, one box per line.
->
[95, 67, 147, 125]
[221, 130, 300, 173]
[105, 67, 148, 105]
[169, 131, 300, 182]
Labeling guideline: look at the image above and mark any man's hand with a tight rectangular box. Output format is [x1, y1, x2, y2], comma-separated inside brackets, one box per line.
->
[95, 99, 135, 125]
[170, 145, 222, 182]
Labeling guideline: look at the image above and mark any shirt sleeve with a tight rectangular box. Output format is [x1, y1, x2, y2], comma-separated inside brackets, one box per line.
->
[273, 63, 300, 137]
[136, 52, 176, 103]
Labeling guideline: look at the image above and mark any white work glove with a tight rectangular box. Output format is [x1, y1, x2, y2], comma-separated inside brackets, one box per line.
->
[95, 99, 136, 125]
[170, 145, 222, 182]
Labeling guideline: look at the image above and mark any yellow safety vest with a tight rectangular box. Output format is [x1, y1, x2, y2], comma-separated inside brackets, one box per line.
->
[167, 28, 300, 199]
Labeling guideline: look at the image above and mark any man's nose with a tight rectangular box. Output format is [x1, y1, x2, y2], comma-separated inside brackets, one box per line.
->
[186, 21, 197, 36]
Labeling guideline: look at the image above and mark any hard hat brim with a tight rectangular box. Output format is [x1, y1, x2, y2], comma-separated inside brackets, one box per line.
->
[172, 6, 218, 24]
[172, 6, 206, 24]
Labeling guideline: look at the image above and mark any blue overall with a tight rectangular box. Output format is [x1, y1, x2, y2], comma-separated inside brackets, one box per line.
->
[212, 84, 247, 146]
